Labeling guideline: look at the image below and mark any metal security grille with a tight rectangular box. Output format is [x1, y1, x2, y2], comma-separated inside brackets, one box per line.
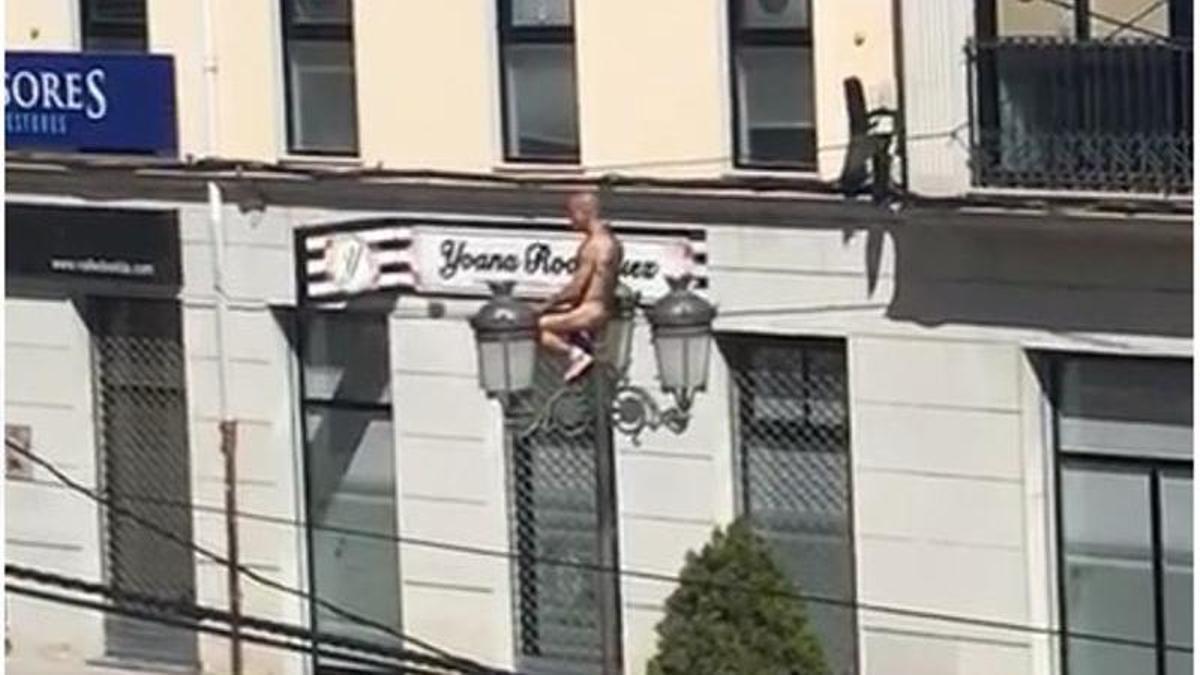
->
[723, 335, 858, 675]
[90, 297, 198, 667]
[509, 357, 608, 675]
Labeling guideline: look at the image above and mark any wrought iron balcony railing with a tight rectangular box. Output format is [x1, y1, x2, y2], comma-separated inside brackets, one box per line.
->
[968, 37, 1193, 195]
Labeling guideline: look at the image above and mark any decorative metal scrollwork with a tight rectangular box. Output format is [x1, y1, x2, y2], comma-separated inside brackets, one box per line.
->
[508, 362, 694, 444]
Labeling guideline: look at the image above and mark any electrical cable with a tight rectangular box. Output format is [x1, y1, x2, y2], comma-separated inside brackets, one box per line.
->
[5, 564, 466, 673]
[10, 441, 1190, 655]
[4, 440, 510, 675]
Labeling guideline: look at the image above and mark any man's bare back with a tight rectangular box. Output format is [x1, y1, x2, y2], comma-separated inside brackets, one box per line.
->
[538, 192, 624, 382]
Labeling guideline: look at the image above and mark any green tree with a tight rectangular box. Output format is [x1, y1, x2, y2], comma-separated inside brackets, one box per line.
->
[646, 518, 828, 675]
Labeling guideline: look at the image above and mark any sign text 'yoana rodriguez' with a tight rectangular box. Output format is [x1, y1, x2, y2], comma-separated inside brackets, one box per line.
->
[414, 227, 695, 300]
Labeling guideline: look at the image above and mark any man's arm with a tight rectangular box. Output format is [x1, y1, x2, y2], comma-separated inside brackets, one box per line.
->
[538, 244, 595, 313]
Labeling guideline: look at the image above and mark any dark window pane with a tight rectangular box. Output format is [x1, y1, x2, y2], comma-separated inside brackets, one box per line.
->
[1061, 466, 1156, 645]
[725, 338, 855, 675]
[305, 406, 402, 645]
[511, 0, 573, 27]
[737, 0, 810, 30]
[503, 43, 580, 159]
[1161, 473, 1193, 649]
[301, 312, 401, 661]
[510, 357, 606, 674]
[82, 0, 147, 52]
[83, 35, 146, 52]
[86, 0, 145, 23]
[1167, 649, 1193, 675]
[1067, 637, 1157, 675]
[302, 313, 391, 404]
[289, 0, 351, 25]
[286, 39, 358, 153]
[1057, 357, 1193, 460]
[735, 45, 815, 166]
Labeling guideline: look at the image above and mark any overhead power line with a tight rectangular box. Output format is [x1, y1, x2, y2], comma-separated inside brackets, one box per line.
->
[5, 564, 465, 674]
[11, 440, 1190, 656]
[4, 440, 510, 675]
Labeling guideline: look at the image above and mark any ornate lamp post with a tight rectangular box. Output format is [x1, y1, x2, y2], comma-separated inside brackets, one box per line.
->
[470, 277, 717, 443]
[468, 275, 716, 675]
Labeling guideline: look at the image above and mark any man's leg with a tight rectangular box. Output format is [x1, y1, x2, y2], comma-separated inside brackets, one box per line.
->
[538, 304, 605, 381]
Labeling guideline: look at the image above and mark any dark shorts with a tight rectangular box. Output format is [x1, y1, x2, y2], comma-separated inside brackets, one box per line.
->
[569, 331, 595, 354]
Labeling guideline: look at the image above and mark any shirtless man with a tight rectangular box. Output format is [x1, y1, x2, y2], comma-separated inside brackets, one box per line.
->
[537, 191, 624, 382]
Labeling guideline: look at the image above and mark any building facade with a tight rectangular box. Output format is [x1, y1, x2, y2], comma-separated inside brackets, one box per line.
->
[4, 1, 1192, 675]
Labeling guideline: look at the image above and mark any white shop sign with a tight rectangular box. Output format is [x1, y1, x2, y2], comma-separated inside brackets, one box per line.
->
[412, 227, 696, 300]
[301, 220, 707, 302]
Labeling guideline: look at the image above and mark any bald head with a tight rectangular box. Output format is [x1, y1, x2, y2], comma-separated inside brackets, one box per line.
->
[567, 191, 600, 231]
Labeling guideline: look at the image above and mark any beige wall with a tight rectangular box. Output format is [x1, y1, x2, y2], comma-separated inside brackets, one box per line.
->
[5, 0, 900, 180]
[575, 0, 728, 178]
[356, 1, 497, 171]
[6, 0, 76, 50]
[210, 0, 280, 161]
[813, 0, 896, 181]
[148, 0, 208, 159]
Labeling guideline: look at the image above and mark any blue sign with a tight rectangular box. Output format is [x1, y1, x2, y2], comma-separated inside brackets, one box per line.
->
[5, 51, 177, 155]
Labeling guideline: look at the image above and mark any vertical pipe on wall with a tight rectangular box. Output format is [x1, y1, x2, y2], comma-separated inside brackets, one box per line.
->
[201, 0, 220, 157]
[207, 181, 242, 673]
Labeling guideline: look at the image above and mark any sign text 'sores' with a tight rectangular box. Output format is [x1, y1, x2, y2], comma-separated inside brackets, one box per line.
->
[5, 51, 177, 155]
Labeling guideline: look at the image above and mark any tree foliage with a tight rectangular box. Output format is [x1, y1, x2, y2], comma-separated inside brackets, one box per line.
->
[646, 518, 828, 675]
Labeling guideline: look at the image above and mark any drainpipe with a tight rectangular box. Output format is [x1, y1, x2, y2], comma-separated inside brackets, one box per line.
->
[201, 0, 220, 158]
[207, 181, 243, 674]
[890, 0, 910, 195]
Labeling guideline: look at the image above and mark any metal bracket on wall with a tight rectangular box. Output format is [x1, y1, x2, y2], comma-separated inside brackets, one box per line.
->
[504, 362, 694, 445]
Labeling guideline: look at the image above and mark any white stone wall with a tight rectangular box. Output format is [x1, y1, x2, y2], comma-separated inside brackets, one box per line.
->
[6, 196, 1188, 675]
[5, 293, 105, 667]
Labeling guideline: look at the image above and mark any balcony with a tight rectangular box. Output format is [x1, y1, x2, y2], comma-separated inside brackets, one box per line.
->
[968, 37, 1193, 195]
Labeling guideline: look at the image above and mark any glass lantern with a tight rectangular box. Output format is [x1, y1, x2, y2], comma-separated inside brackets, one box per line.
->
[648, 276, 717, 400]
[469, 281, 538, 397]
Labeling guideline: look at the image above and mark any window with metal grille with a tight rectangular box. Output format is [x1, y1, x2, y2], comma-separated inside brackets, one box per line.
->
[508, 358, 615, 675]
[728, 0, 817, 170]
[89, 297, 197, 667]
[1050, 354, 1193, 675]
[497, 0, 581, 162]
[723, 334, 857, 675]
[81, 0, 147, 52]
[297, 311, 402, 668]
[970, 0, 1193, 193]
[281, 0, 359, 155]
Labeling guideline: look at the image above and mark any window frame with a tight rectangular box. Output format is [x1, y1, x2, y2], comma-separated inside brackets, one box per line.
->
[293, 308, 402, 670]
[80, 0, 148, 53]
[1050, 354, 1193, 675]
[496, 0, 581, 164]
[727, 0, 818, 172]
[722, 332, 860, 675]
[280, 0, 360, 157]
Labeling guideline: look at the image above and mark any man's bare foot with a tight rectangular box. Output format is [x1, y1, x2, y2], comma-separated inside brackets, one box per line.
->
[564, 350, 594, 383]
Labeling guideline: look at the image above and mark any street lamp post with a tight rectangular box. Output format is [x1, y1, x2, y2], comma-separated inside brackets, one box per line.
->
[471, 277, 717, 443]
[469, 277, 717, 675]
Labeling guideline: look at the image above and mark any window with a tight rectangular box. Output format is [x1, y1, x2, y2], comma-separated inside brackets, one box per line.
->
[986, 0, 1187, 41]
[729, 0, 817, 170]
[282, 0, 359, 155]
[1052, 355, 1193, 675]
[971, 0, 1193, 193]
[81, 0, 147, 52]
[298, 312, 402, 665]
[723, 335, 857, 675]
[508, 358, 616, 674]
[89, 297, 197, 667]
[498, 0, 581, 162]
